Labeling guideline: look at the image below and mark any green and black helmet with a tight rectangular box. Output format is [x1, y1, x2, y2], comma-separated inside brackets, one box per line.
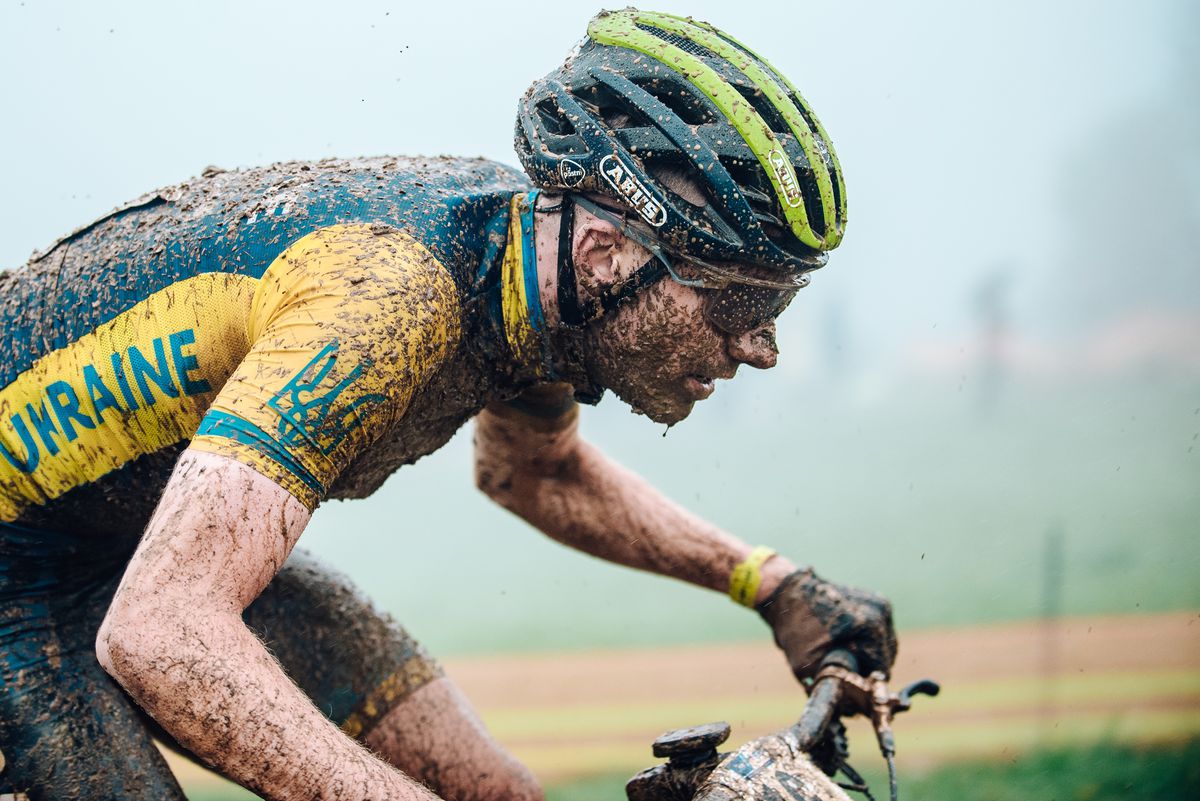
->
[515, 8, 847, 278]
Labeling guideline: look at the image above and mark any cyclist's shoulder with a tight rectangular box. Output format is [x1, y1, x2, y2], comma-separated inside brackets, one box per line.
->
[19, 155, 529, 262]
[214, 155, 530, 280]
[231, 155, 531, 224]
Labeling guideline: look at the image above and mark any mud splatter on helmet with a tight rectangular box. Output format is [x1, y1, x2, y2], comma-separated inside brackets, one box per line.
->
[515, 8, 847, 278]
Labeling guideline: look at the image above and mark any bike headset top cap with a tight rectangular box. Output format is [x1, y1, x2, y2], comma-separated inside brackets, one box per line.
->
[514, 7, 847, 284]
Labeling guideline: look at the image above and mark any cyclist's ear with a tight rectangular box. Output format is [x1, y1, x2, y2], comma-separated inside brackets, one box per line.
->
[572, 213, 625, 288]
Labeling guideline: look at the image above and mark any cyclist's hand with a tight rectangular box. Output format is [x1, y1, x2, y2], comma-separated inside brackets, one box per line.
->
[756, 568, 897, 680]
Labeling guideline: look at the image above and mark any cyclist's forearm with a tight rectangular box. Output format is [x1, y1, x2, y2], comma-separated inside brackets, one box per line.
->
[96, 451, 439, 801]
[100, 607, 437, 801]
[475, 409, 793, 603]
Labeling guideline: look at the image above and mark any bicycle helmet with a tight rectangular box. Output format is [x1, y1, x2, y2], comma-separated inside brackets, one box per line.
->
[515, 8, 847, 280]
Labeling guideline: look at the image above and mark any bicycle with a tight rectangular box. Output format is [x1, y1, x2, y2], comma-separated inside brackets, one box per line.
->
[626, 651, 939, 801]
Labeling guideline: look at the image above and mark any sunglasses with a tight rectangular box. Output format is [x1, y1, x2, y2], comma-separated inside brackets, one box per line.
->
[572, 195, 813, 335]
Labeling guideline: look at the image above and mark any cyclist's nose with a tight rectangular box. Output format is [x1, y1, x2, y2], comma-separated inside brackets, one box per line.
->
[727, 322, 779, 369]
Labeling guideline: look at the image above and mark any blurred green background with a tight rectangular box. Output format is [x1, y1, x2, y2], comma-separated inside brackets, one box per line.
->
[297, 362, 1200, 800]
[299, 371, 1199, 657]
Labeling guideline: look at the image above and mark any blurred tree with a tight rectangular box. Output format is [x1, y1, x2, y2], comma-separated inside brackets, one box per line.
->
[973, 268, 1010, 414]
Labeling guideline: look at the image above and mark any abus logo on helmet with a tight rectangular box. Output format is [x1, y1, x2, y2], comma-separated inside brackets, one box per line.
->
[599, 155, 667, 227]
[558, 159, 586, 187]
[767, 149, 803, 208]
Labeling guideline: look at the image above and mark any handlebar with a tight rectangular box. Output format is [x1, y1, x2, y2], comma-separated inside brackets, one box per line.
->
[795, 650, 940, 801]
[628, 651, 939, 801]
[794, 649, 858, 751]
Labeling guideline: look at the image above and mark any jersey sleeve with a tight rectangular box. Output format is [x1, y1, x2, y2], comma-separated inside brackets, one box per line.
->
[189, 224, 462, 508]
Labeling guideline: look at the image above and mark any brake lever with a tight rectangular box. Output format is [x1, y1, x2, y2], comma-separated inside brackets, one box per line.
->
[804, 664, 941, 801]
[898, 679, 940, 709]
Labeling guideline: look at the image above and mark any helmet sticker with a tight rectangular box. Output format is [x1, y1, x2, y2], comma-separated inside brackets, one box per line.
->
[599, 154, 668, 227]
[767, 149, 804, 209]
[558, 159, 586, 187]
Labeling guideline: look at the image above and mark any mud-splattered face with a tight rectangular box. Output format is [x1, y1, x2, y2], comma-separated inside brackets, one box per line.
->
[584, 275, 781, 425]
[554, 192, 785, 425]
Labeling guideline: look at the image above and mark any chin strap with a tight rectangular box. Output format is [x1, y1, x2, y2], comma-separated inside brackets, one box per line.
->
[556, 195, 585, 327]
[554, 193, 669, 328]
[541, 192, 671, 406]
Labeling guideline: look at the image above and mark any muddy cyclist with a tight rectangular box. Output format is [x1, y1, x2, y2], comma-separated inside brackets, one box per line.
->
[0, 9, 895, 800]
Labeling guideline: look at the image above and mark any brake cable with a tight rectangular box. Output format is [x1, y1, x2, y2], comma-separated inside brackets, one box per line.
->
[804, 663, 940, 801]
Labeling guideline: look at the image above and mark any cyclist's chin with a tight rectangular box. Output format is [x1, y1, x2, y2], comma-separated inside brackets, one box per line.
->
[616, 385, 698, 426]
[638, 400, 696, 426]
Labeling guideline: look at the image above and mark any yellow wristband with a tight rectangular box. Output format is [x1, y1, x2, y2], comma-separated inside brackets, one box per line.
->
[729, 546, 777, 607]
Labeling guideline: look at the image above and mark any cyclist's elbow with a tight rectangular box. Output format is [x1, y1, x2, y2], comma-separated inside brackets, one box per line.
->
[95, 597, 179, 690]
[95, 604, 140, 684]
[473, 411, 519, 504]
[475, 450, 520, 512]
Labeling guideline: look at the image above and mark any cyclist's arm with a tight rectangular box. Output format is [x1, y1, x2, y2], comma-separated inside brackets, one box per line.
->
[97, 224, 462, 800]
[96, 450, 438, 801]
[474, 384, 794, 604]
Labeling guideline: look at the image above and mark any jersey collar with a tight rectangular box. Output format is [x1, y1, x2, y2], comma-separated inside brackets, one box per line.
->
[499, 190, 548, 376]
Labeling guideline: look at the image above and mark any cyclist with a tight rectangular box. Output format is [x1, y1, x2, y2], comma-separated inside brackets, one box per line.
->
[0, 9, 895, 801]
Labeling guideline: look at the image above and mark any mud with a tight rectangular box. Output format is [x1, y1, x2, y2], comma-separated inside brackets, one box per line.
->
[0, 523, 188, 800]
[1, 77, 801, 801]
[0, 155, 541, 530]
[0, 152, 597, 800]
[583, 274, 738, 426]
[757, 569, 897, 680]
[697, 728, 854, 801]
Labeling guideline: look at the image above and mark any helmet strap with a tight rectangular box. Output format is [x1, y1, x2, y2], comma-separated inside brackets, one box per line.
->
[541, 192, 673, 406]
[556, 195, 586, 327]
[555, 193, 669, 326]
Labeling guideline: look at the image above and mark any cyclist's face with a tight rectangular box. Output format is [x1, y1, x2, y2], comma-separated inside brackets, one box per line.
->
[586, 264, 782, 426]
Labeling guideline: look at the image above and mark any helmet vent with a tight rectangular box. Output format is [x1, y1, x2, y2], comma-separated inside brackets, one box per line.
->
[636, 23, 720, 61]
[536, 97, 577, 136]
[725, 160, 783, 225]
[631, 78, 715, 125]
[713, 32, 827, 139]
[579, 82, 655, 131]
[733, 84, 791, 135]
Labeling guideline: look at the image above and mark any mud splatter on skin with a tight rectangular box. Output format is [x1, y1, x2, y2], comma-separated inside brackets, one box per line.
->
[472, 189, 796, 622]
[95, 452, 446, 800]
[363, 679, 543, 801]
[582, 277, 737, 425]
[474, 391, 797, 609]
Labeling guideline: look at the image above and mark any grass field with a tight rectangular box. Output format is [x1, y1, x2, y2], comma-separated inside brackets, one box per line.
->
[185, 739, 1200, 801]
[173, 611, 1200, 799]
